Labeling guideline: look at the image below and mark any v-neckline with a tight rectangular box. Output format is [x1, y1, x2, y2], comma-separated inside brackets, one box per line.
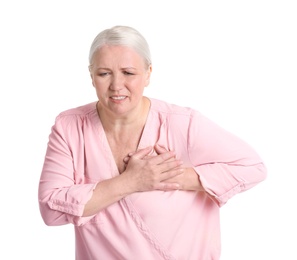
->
[93, 98, 154, 177]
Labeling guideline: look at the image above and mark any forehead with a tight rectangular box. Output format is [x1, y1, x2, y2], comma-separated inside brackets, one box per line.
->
[93, 45, 144, 66]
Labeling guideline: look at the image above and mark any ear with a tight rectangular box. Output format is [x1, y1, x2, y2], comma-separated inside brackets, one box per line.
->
[145, 65, 152, 87]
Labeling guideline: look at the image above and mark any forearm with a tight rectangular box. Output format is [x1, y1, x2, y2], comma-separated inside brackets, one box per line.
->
[196, 161, 266, 206]
[164, 167, 205, 192]
[83, 174, 134, 217]
[183, 167, 205, 191]
[83, 147, 185, 216]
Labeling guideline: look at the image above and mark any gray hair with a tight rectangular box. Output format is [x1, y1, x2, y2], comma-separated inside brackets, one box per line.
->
[89, 25, 152, 67]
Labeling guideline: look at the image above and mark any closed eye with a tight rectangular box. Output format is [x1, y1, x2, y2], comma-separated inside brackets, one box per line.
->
[123, 71, 134, 75]
[98, 72, 110, 77]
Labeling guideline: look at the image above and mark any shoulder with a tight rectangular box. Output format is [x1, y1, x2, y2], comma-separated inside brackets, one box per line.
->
[149, 97, 200, 118]
[54, 101, 98, 128]
[58, 102, 97, 117]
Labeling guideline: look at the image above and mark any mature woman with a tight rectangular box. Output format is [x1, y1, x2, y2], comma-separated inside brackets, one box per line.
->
[38, 25, 267, 259]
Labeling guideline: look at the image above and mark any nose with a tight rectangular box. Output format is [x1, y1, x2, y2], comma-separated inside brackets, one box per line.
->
[110, 73, 124, 91]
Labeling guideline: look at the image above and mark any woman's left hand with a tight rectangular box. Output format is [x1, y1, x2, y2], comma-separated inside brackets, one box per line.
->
[124, 144, 204, 192]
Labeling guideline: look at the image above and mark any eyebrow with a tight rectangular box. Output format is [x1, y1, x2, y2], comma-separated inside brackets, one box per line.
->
[121, 67, 137, 70]
[95, 66, 137, 71]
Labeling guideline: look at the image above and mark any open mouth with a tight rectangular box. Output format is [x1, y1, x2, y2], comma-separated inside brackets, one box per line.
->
[110, 96, 126, 100]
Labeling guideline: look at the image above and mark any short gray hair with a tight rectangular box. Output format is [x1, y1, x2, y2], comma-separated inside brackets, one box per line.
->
[89, 25, 152, 67]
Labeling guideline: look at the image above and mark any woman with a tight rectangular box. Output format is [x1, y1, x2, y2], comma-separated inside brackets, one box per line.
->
[38, 25, 267, 259]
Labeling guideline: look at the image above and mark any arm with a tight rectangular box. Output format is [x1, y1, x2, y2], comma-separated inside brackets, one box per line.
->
[83, 146, 184, 216]
[188, 111, 267, 206]
[153, 144, 205, 191]
[123, 144, 204, 192]
[38, 119, 97, 226]
[122, 111, 266, 203]
[38, 119, 183, 224]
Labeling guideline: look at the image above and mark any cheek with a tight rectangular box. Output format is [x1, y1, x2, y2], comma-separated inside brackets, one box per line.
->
[92, 80, 104, 96]
[90, 74, 99, 87]
[93, 77, 108, 88]
[129, 79, 146, 92]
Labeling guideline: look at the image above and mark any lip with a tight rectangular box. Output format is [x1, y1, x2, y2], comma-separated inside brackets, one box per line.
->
[109, 95, 127, 102]
[110, 95, 127, 100]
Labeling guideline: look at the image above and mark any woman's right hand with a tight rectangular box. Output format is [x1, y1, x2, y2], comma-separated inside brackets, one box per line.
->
[83, 146, 183, 216]
[122, 146, 183, 192]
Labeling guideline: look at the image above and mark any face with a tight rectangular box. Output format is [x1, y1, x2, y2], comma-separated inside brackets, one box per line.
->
[89, 45, 152, 117]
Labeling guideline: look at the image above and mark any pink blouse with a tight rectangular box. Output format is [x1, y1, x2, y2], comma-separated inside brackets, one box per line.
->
[38, 98, 267, 260]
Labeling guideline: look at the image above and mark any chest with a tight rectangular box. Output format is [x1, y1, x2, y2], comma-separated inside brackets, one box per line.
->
[105, 131, 142, 174]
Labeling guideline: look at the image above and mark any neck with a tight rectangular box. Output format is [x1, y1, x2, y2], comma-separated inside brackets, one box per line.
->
[97, 97, 150, 133]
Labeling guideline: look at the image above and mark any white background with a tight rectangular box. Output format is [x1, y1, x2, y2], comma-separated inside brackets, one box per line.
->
[0, 0, 296, 259]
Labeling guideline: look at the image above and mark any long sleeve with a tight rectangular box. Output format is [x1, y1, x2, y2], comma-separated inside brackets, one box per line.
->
[38, 99, 267, 259]
[38, 115, 97, 226]
[188, 111, 267, 207]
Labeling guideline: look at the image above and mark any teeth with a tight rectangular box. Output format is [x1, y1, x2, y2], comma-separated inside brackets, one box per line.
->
[111, 96, 126, 100]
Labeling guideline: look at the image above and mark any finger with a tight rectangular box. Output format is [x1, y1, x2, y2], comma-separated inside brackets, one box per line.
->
[130, 146, 153, 160]
[154, 144, 168, 154]
[124, 146, 155, 164]
[123, 156, 130, 163]
[154, 144, 177, 163]
[148, 151, 177, 165]
[160, 161, 184, 175]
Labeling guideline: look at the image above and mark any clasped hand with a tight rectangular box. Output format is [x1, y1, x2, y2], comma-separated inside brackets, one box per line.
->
[122, 144, 202, 192]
